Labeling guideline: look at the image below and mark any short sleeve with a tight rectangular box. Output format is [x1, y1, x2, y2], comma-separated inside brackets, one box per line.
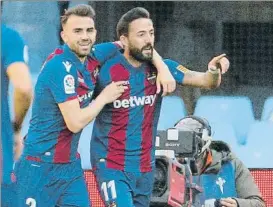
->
[163, 59, 185, 84]
[3, 29, 28, 70]
[45, 60, 78, 103]
[92, 42, 121, 65]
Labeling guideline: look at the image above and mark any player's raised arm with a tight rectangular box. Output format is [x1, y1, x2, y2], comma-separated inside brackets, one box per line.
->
[181, 54, 230, 89]
[163, 54, 230, 89]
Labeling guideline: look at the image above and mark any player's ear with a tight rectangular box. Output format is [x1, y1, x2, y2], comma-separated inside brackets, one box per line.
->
[120, 35, 128, 47]
[61, 31, 68, 44]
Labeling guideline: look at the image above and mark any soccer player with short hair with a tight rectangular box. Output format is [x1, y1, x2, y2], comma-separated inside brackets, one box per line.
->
[13, 5, 127, 207]
[1, 23, 33, 207]
[91, 7, 230, 207]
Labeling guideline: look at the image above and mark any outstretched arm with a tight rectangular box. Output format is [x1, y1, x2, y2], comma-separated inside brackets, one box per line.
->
[162, 54, 230, 89]
[181, 54, 229, 89]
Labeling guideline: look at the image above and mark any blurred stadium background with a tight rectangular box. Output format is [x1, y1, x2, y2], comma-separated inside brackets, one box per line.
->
[2, 1, 273, 206]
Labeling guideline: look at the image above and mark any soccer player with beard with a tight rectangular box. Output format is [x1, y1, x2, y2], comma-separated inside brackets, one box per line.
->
[91, 7, 230, 207]
[13, 5, 128, 207]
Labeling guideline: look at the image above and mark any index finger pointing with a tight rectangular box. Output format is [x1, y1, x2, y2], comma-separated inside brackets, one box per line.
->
[214, 53, 226, 62]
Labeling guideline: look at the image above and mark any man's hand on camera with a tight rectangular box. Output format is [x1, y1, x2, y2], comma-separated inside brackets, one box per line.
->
[220, 197, 238, 207]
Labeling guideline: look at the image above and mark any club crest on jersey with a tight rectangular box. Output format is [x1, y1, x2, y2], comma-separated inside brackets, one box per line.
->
[64, 74, 75, 94]
[147, 71, 157, 85]
[93, 67, 99, 78]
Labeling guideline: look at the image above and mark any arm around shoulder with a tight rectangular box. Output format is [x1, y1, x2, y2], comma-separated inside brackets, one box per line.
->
[58, 81, 128, 133]
[58, 95, 107, 133]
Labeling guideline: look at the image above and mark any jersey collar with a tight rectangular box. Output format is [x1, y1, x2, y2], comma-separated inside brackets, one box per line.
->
[63, 44, 88, 72]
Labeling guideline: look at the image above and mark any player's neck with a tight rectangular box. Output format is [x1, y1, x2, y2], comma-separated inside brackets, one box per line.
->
[78, 56, 86, 63]
[123, 51, 143, 68]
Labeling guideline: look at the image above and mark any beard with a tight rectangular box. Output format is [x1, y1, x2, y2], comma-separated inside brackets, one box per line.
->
[129, 43, 153, 62]
[77, 52, 88, 58]
[71, 40, 93, 58]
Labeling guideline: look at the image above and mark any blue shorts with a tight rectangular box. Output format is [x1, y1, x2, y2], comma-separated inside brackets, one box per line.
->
[1, 130, 14, 206]
[13, 156, 90, 207]
[1, 183, 16, 207]
[93, 160, 155, 207]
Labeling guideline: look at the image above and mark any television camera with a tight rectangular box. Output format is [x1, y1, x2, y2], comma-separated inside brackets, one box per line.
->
[150, 128, 203, 207]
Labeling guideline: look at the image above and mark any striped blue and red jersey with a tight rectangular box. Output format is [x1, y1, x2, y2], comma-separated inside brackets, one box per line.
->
[24, 42, 119, 163]
[91, 52, 185, 172]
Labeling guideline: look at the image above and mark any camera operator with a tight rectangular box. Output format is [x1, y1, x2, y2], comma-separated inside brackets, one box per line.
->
[175, 116, 265, 207]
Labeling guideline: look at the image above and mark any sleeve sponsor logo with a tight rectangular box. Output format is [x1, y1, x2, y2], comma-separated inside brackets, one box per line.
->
[176, 65, 189, 73]
[64, 74, 75, 94]
[77, 91, 94, 102]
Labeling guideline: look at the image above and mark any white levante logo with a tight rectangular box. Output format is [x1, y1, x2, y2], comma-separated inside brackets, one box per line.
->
[216, 177, 226, 194]
[113, 94, 156, 108]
